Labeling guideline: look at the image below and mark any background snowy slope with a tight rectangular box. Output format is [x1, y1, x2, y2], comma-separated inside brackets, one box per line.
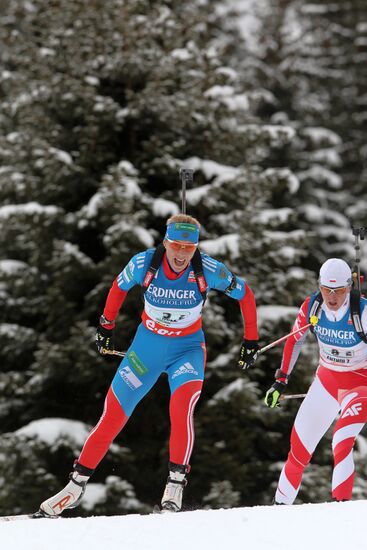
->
[1, 501, 366, 550]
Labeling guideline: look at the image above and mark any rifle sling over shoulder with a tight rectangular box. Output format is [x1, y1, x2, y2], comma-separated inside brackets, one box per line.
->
[141, 244, 239, 304]
[309, 289, 367, 344]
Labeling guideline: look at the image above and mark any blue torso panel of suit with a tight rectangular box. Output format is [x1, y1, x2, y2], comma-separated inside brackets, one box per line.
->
[110, 248, 247, 415]
[117, 248, 245, 331]
[308, 292, 367, 371]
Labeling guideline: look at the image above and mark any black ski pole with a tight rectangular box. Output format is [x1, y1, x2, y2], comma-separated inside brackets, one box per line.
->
[352, 226, 365, 292]
[101, 348, 125, 358]
[180, 169, 193, 214]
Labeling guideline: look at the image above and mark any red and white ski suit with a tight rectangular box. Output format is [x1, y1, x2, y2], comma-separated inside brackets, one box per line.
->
[275, 293, 367, 504]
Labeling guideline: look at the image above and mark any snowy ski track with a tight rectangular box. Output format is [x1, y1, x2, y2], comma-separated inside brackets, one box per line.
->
[0, 500, 366, 550]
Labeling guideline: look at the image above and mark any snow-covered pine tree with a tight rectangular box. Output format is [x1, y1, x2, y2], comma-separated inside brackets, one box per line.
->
[0, 0, 302, 512]
[219, 0, 367, 504]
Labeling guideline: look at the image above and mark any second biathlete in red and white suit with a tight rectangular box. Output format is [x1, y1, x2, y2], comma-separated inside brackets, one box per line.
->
[265, 258, 367, 504]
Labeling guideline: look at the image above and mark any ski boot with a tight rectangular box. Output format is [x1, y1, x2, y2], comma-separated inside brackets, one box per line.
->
[39, 462, 94, 517]
[161, 462, 189, 513]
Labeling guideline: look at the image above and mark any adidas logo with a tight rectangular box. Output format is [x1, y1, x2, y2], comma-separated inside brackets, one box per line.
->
[172, 362, 198, 379]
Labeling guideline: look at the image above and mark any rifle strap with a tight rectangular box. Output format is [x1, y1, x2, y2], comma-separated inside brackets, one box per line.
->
[350, 288, 367, 344]
[309, 289, 367, 343]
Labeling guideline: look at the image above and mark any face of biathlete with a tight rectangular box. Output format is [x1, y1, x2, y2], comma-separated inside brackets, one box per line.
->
[319, 284, 351, 311]
[163, 239, 197, 273]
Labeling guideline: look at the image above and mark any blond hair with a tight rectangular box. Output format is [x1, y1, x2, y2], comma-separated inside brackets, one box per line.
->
[166, 214, 201, 228]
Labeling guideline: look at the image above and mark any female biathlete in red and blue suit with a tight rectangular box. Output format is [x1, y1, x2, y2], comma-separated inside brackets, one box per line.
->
[39, 214, 259, 516]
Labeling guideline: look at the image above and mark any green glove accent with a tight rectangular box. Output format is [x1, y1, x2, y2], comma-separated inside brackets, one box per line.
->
[264, 389, 281, 408]
[264, 381, 286, 408]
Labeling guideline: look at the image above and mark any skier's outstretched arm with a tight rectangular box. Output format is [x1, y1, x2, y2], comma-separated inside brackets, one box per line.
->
[264, 296, 311, 407]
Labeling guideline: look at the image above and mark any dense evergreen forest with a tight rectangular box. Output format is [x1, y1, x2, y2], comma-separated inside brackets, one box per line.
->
[0, 0, 366, 514]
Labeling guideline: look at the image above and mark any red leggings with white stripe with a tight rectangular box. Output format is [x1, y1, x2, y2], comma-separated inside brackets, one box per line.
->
[275, 366, 367, 504]
[77, 380, 203, 469]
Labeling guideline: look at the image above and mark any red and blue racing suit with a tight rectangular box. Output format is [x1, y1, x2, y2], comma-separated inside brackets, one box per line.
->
[77, 249, 258, 470]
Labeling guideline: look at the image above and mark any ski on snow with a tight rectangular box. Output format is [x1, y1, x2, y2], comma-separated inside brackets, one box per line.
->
[0, 511, 59, 522]
[0, 506, 179, 521]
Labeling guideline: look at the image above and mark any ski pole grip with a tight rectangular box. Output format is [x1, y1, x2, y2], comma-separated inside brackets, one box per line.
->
[180, 168, 194, 184]
[180, 168, 193, 215]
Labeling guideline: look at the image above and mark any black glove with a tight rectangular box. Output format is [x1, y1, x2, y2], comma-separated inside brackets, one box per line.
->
[238, 340, 259, 369]
[95, 315, 115, 355]
[264, 381, 287, 408]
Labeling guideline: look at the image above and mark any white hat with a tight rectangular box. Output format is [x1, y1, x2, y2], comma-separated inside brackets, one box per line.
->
[319, 258, 352, 288]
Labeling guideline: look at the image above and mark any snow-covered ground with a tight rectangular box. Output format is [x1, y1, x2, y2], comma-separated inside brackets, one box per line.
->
[1, 500, 366, 550]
